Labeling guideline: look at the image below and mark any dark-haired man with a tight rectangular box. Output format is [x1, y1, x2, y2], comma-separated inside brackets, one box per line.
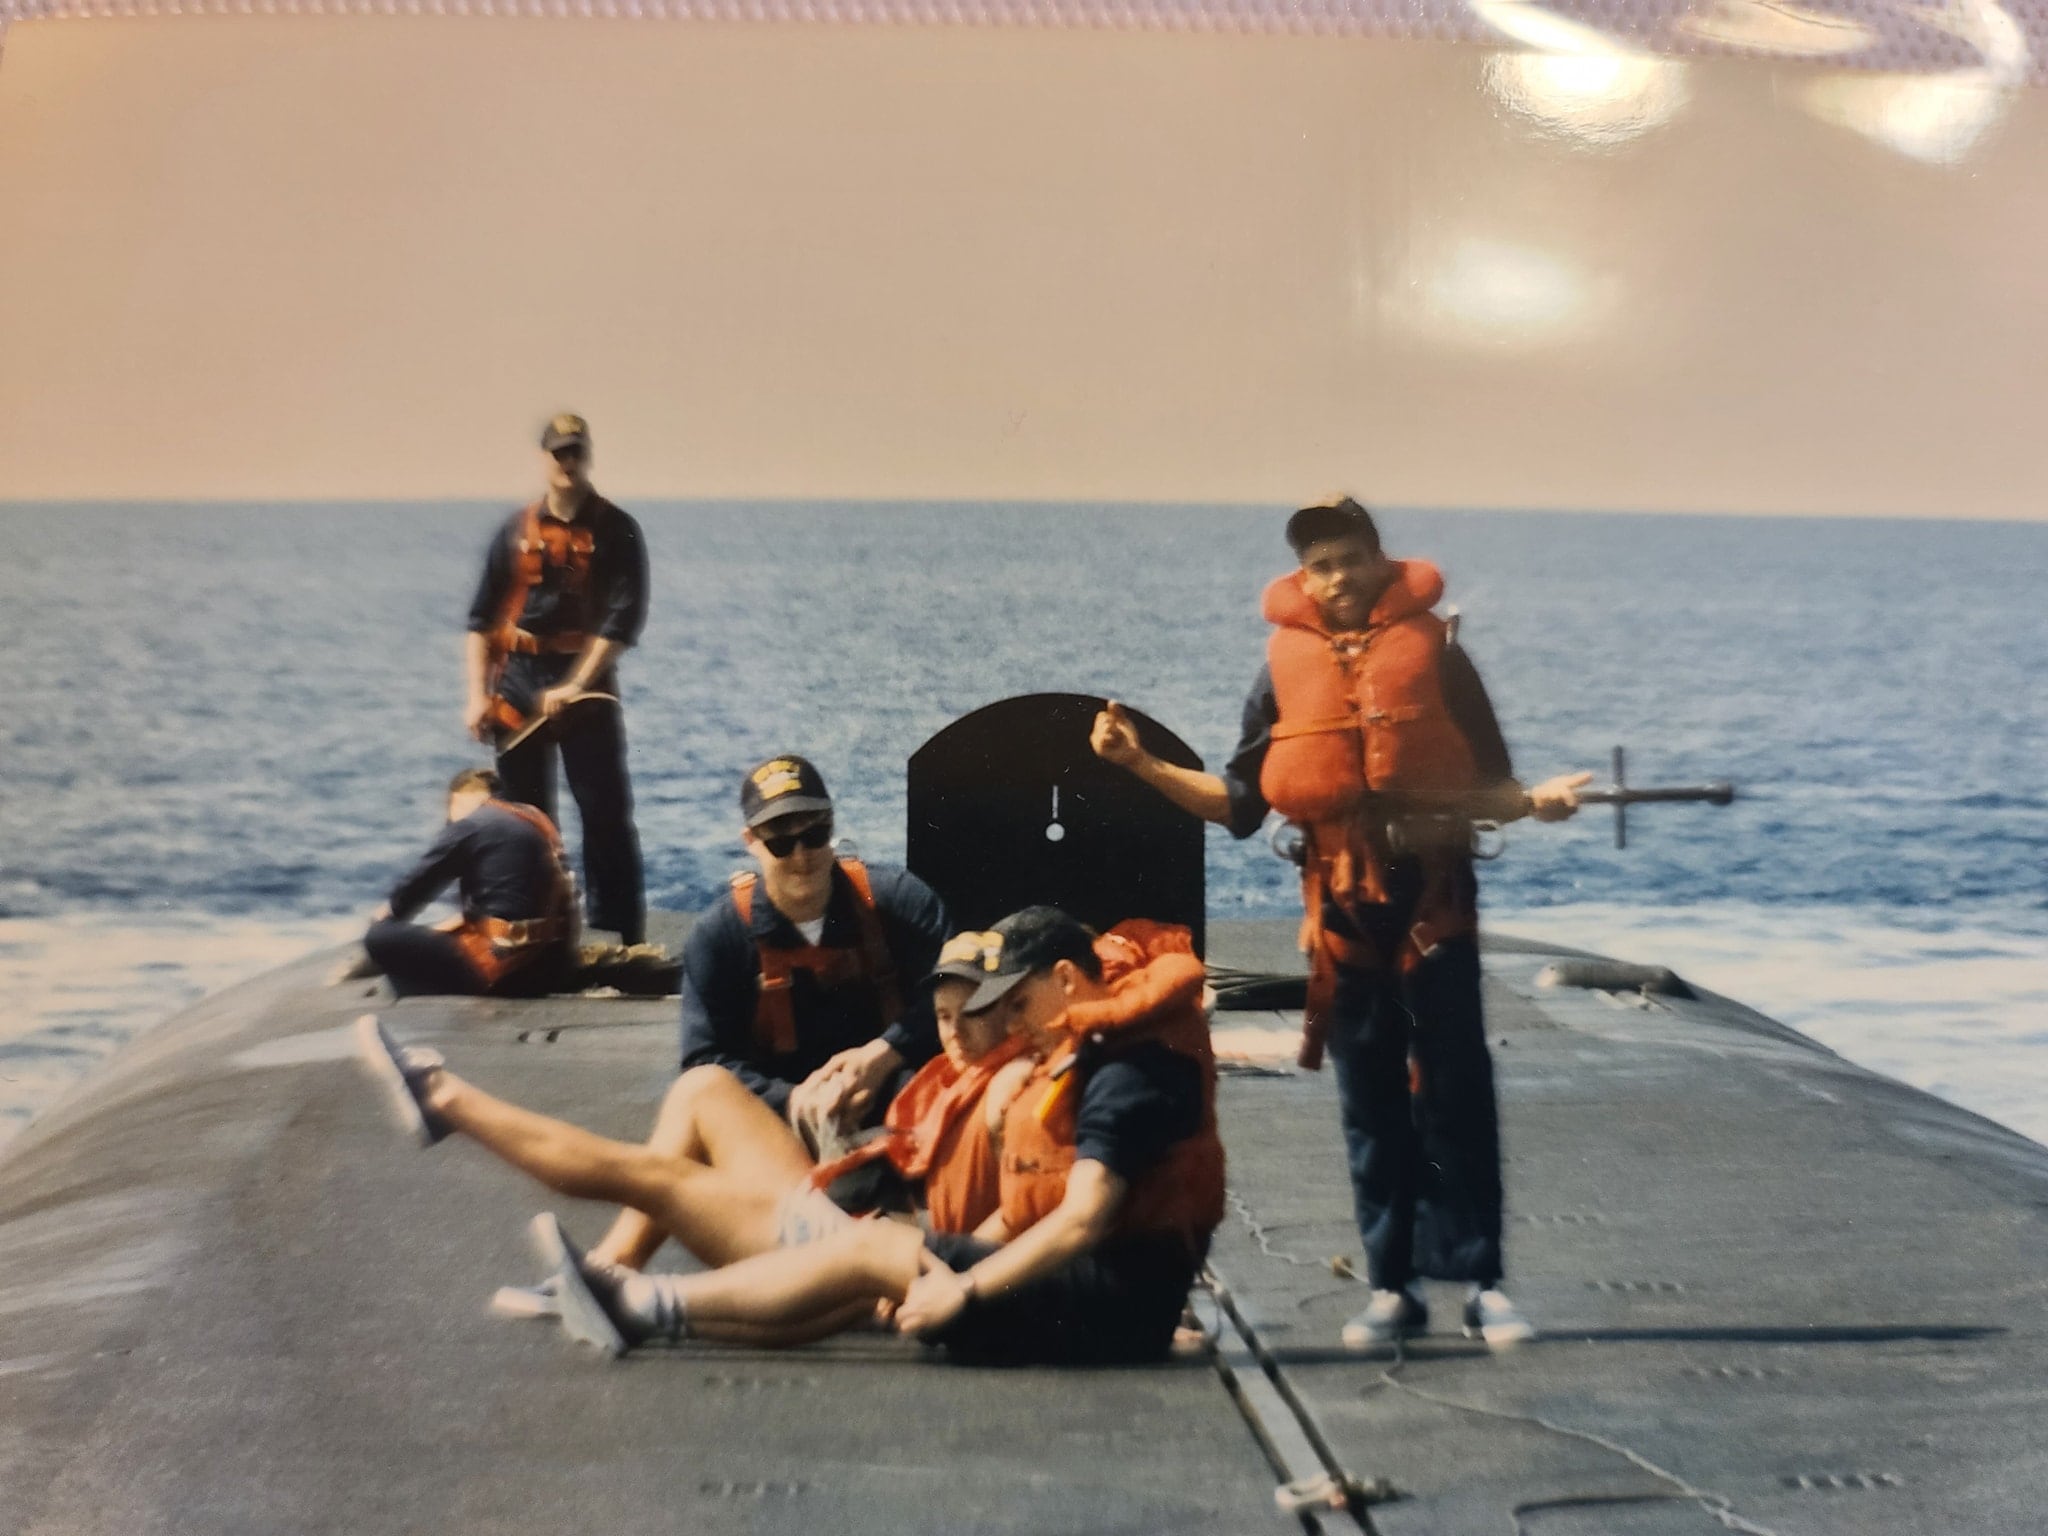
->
[1092, 496, 1587, 1352]
[464, 413, 648, 946]
[362, 768, 578, 999]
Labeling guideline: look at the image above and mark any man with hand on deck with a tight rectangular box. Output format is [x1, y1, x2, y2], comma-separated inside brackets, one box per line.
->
[1091, 496, 1587, 1352]
[360, 768, 578, 999]
[465, 413, 649, 947]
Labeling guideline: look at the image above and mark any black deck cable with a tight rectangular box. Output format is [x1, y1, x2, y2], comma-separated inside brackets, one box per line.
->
[1205, 963, 1310, 1013]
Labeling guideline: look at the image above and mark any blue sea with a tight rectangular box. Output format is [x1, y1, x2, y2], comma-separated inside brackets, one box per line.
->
[2, 503, 2043, 1146]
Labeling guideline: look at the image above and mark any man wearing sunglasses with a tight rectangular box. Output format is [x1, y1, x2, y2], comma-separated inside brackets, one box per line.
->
[676, 755, 950, 1157]
[462, 413, 649, 947]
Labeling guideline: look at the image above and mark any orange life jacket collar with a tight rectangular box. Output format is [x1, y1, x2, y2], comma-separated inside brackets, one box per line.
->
[1260, 557, 1446, 636]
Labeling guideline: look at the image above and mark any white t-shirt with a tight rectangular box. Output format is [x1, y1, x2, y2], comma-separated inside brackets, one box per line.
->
[794, 917, 826, 945]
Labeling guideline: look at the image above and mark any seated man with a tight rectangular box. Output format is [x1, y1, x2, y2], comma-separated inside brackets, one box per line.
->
[530, 907, 1225, 1366]
[361, 768, 577, 999]
[680, 755, 950, 1159]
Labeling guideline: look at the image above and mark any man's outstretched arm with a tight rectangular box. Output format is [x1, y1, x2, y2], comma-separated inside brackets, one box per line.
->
[1090, 701, 1234, 825]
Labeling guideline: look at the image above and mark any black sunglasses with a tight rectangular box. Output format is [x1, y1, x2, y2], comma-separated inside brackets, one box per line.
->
[760, 820, 833, 858]
[550, 445, 589, 464]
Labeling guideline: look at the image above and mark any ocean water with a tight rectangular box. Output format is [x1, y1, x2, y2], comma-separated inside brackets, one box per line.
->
[2, 503, 2042, 1146]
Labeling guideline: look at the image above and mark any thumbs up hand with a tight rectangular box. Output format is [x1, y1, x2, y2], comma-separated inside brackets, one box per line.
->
[1090, 700, 1146, 769]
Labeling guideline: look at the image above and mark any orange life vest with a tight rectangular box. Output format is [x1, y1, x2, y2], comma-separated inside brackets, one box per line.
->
[728, 859, 903, 1058]
[808, 1030, 1034, 1234]
[449, 800, 579, 986]
[996, 922, 1226, 1256]
[483, 501, 597, 735]
[1259, 559, 1478, 822]
[1259, 560, 1483, 1069]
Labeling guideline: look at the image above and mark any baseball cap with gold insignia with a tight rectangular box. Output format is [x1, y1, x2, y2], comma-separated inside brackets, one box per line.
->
[925, 907, 1099, 1014]
[740, 754, 834, 829]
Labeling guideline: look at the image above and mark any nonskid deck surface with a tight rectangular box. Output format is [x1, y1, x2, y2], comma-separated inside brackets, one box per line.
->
[1208, 926, 2048, 1536]
[0, 915, 2041, 1534]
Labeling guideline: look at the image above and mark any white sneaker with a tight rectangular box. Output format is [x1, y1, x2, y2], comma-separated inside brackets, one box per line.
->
[1340, 1287, 1428, 1351]
[489, 1276, 563, 1320]
[1463, 1287, 1536, 1349]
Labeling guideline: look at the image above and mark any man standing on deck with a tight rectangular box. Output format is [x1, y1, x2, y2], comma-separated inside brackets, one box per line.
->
[1091, 496, 1587, 1352]
[464, 413, 648, 947]
[362, 768, 578, 999]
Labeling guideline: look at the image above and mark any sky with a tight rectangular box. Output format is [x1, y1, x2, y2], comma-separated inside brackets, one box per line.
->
[2, 16, 2046, 515]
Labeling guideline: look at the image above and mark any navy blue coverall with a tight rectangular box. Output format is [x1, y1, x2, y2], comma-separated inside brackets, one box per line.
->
[678, 861, 950, 1121]
[466, 494, 648, 945]
[1222, 648, 1516, 1289]
[365, 801, 573, 998]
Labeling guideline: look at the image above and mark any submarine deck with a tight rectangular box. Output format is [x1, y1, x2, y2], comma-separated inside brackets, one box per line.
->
[2, 916, 2044, 1535]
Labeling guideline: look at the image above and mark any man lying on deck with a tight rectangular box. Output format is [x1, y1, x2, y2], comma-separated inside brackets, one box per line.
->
[360, 907, 1225, 1365]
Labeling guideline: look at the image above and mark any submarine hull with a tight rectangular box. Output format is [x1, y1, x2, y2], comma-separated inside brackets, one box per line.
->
[1, 916, 2044, 1534]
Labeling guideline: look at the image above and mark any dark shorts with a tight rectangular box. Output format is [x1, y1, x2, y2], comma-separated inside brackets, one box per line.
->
[922, 1232, 1199, 1366]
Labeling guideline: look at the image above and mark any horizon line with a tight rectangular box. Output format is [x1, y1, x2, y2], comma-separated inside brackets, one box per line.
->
[2, 496, 2043, 527]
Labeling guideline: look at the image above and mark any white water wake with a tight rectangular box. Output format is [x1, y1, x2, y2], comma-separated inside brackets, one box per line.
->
[1493, 901, 2048, 1148]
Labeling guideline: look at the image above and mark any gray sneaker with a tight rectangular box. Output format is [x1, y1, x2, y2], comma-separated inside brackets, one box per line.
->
[528, 1212, 639, 1356]
[353, 1014, 449, 1147]
[1463, 1287, 1536, 1349]
[1340, 1287, 1429, 1351]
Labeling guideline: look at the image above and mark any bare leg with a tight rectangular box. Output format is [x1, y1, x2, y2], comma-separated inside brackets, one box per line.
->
[424, 1069, 791, 1267]
[668, 1221, 929, 1347]
[587, 1066, 813, 1268]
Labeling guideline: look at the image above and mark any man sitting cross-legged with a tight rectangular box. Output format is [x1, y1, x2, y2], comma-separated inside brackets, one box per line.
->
[510, 908, 1224, 1366]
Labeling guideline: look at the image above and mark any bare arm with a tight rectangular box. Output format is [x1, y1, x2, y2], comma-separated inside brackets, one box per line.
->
[896, 1160, 1126, 1335]
[1090, 701, 1233, 826]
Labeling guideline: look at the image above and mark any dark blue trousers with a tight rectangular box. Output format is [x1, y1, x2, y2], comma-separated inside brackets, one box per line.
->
[495, 697, 644, 946]
[363, 920, 569, 1000]
[1321, 889, 1505, 1289]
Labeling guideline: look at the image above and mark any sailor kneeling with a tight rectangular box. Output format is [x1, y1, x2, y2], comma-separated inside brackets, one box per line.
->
[360, 768, 578, 999]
